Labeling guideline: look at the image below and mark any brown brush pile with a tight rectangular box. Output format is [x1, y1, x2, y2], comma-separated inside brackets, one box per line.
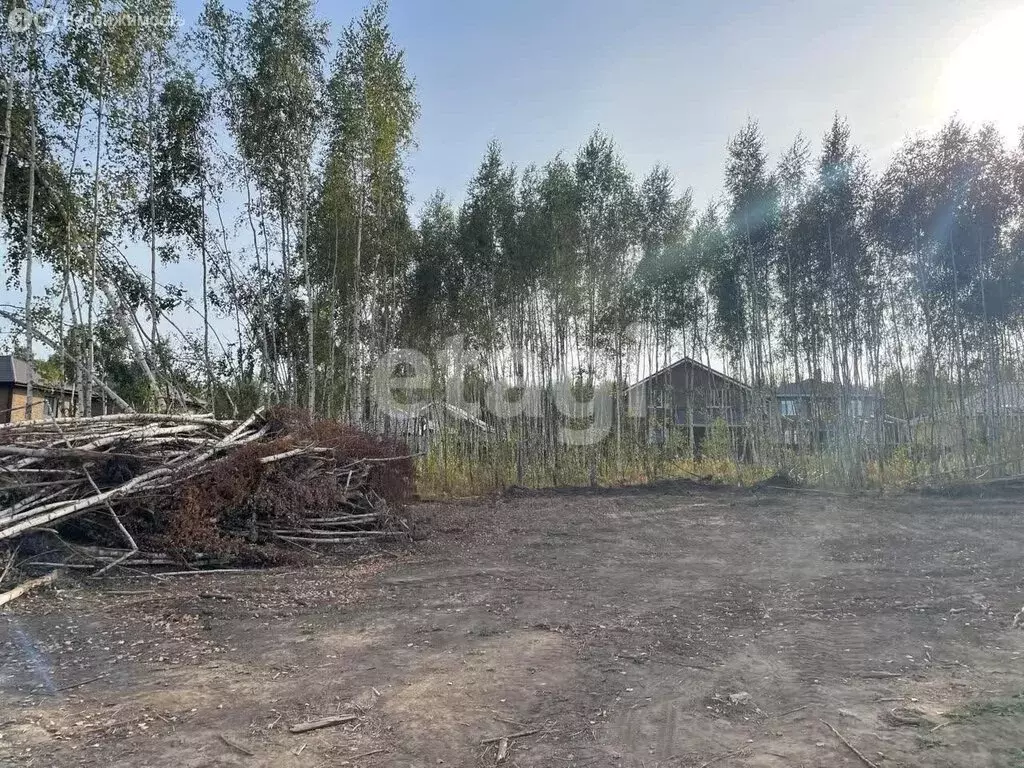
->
[0, 407, 414, 573]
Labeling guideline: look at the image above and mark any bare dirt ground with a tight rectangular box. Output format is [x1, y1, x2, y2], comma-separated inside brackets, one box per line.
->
[3, 482, 1024, 767]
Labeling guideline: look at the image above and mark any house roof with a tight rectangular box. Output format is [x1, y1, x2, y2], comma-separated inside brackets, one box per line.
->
[0, 355, 34, 386]
[964, 383, 1024, 412]
[388, 401, 494, 433]
[626, 356, 751, 393]
[776, 378, 879, 398]
[0, 355, 73, 391]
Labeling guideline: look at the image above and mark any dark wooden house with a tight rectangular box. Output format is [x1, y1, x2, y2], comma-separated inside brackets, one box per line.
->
[626, 357, 750, 452]
[776, 377, 885, 448]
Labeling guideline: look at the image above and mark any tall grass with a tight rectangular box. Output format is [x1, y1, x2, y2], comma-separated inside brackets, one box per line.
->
[413, 416, 1024, 498]
[414, 423, 773, 498]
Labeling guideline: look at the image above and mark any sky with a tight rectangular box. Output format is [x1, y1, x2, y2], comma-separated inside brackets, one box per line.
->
[6, 0, 1024, 355]
[157, 0, 1023, 214]
[379, 0, 1021, 213]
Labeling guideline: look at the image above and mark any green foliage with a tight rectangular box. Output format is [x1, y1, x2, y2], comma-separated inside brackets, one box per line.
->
[136, 72, 210, 242]
[234, 0, 326, 202]
[702, 417, 733, 461]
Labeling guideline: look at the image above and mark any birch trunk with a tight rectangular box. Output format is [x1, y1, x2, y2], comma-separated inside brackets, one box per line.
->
[349, 182, 365, 424]
[242, 174, 274, 395]
[23, 63, 36, 420]
[100, 283, 160, 408]
[327, 210, 340, 418]
[302, 174, 314, 416]
[147, 65, 158, 350]
[201, 177, 212, 410]
[0, 45, 16, 224]
[85, 69, 106, 416]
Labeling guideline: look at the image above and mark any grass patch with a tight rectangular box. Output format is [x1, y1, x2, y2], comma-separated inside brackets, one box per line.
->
[943, 693, 1024, 722]
[415, 448, 774, 499]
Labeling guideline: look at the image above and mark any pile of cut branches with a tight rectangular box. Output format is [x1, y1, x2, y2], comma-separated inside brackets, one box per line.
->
[0, 408, 413, 578]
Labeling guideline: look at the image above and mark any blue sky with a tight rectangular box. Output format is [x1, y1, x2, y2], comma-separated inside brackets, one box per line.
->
[168, 0, 1022, 213]
[384, 0, 1019, 211]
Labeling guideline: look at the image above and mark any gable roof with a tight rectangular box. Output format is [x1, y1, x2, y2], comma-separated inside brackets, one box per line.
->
[626, 356, 751, 393]
[387, 401, 494, 433]
[0, 355, 72, 392]
[0, 355, 35, 386]
[776, 378, 879, 398]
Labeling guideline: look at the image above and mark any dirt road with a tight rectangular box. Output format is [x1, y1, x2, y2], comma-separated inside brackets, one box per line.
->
[3, 482, 1024, 767]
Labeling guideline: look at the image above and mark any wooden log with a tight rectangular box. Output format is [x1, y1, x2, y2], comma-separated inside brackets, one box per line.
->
[299, 513, 380, 525]
[0, 466, 172, 540]
[288, 714, 357, 734]
[0, 569, 62, 608]
[0, 445, 136, 460]
[276, 532, 400, 544]
[480, 728, 540, 745]
[0, 412, 227, 431]
[259, 446, 313, 464]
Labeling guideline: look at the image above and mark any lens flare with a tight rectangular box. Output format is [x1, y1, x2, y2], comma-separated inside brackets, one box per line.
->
[937, 6, 1024, 139]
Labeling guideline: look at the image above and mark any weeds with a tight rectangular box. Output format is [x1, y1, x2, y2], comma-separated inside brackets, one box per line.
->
[943, 694, 1024, 722]
[411, 416, 1024, 498]
[414, 431, 774, 498]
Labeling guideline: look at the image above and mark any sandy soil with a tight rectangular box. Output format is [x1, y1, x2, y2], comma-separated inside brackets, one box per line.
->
[3, 481, 1024, 767]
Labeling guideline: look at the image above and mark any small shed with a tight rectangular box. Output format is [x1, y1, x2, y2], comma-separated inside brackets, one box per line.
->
[384, 401, 494, 452]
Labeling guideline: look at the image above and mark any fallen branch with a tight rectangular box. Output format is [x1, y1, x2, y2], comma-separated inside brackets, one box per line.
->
[288, 714, 358, 734]
[480, 728, 540, 745]
[218, 733, 255, 756]
[78, 460, 139, 577]
[56, 673, 108, 693]
[0, 569, 63, 608]
[820, 719, 880, 768]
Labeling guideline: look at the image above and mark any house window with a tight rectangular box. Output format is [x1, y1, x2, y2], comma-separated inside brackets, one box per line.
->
[779, 398, 798, 416]
[848, 398, 865, 417]
[652, 387, 670, 408]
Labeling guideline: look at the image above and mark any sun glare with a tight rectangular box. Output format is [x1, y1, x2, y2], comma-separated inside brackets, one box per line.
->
[937, 6, 1024, 140]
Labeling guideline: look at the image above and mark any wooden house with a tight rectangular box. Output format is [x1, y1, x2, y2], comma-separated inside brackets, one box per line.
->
[776, 377, 885, 448]
[626, 357, 751, 452]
